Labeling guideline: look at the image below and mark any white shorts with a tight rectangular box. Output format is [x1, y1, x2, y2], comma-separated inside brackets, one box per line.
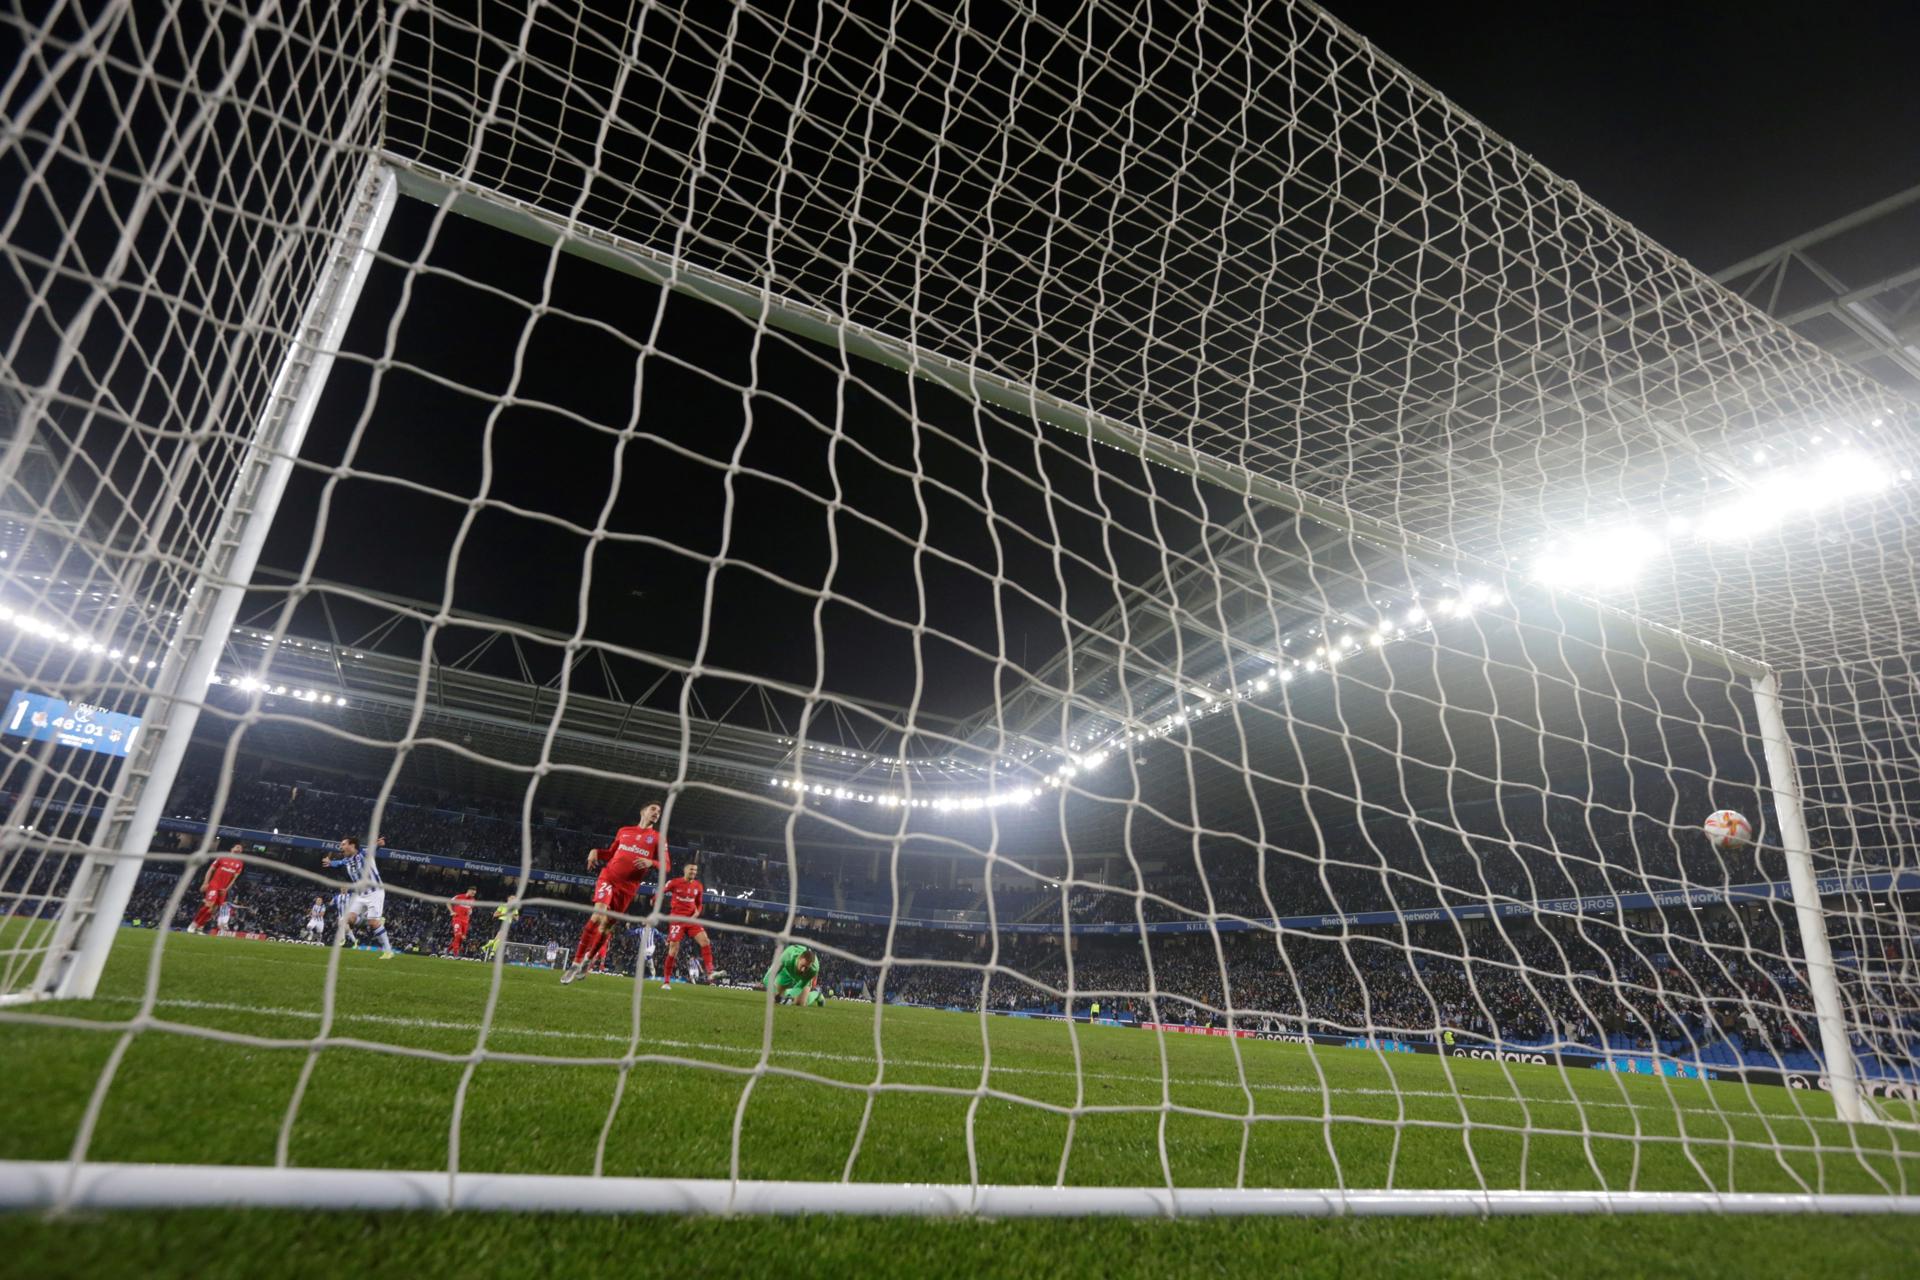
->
[345, 889, 386, 921]
[304, 919, 325, 934]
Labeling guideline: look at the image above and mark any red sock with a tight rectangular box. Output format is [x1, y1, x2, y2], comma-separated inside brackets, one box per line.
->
[700, 941, 715, 972]
[451, 935, 464, 956]
[573, 921, 601, 965]
[191, 904, 212, 930]
[663, 951, 676, 981]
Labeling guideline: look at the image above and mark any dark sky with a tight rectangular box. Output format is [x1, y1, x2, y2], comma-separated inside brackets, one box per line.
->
[1337, 0, 1920, 267]
[261, 0, 1920, 724]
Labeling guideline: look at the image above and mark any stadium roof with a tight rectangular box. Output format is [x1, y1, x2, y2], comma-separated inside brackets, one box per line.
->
[376, 1, 1920, 682]
[183, 132, 1920, 852]
[51, 0, 1895, 859]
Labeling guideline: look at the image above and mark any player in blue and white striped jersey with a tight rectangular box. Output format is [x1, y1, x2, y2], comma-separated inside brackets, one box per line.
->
[321, 835, 395, 959]
[634, 922, 659, 978]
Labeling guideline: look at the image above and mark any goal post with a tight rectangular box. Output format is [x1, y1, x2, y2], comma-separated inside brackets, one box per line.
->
[501, 941, 561, 970]
[2, 0, 1917, 1221]
[28, 163, 400, 1004]
[1750, 671, 1867, 1125]
[4, 1162, 1920, 1218]
[388, 151, 1882, 1131]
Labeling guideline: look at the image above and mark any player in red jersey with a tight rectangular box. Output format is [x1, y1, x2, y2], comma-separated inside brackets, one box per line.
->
[186, 844, 246, 934]
[562, 801, 667, 985]
[658, 862, 717, 990]
[447, 888, 477, 956]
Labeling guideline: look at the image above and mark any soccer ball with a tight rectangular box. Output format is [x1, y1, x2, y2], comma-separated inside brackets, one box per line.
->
[1703, 809, 1752, 853]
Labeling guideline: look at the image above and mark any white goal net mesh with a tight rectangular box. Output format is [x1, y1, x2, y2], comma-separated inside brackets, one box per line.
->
[0, 0, 1916, 1213]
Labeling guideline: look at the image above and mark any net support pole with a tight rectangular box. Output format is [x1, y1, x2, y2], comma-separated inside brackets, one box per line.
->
[32, 162, 398, 1001]
[1749, 668, 1865, 1124]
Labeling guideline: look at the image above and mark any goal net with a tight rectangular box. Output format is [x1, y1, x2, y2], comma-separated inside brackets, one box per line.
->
[0, 0, 1916, 1217]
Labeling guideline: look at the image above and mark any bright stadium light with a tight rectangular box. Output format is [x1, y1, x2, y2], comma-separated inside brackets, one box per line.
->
[1703, 448, 1894, 540]
[1531, 526, 1662, 591]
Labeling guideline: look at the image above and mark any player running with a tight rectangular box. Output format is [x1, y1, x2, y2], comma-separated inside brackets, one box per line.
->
[303, 897, 326, 943]
[447, 887, 477, 956]
[321, 835, 395, 959]
[562, 802, 668, 986]
[659, 862, 718, 990]
[766, 943, 825, 1007]
[186, 844, 246, 934]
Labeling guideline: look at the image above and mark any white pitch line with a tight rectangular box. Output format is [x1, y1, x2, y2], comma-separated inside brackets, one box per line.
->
[74, 939, 1875, 1126]
[75, 994, 1818, 1125]
[100, 994, 1351, 1096]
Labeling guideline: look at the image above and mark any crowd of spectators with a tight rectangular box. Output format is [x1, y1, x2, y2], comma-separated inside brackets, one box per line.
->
[3, 762, 1913, 1081]
[141, 765, 1829, 940]
[846, 912, 1918, 1078]
[163, 770, 602, 869]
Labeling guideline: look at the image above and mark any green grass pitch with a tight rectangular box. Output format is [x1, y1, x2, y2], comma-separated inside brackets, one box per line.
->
[1, 930, 1917, 1276]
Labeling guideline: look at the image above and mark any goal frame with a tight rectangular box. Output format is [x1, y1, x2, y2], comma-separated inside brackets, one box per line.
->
[5, 1162, 1920, 1218]
[19, 161, 399, 1004]
[376, 155, 1875, 1130]
[3, 142, 1886, 1215]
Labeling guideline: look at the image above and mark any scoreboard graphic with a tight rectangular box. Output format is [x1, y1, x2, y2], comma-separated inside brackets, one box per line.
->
[4, 689, 142, 757]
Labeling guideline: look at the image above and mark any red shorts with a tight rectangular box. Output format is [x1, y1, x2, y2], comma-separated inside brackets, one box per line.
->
[451, 920, 470, 937]
[202, 887, 228, 909]
[593, 875, 639, 915]
[668, 920, 706, 945]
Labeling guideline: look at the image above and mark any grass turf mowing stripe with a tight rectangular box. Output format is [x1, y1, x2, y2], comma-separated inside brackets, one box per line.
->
[0, 930, 1912, 1196]
[5, 1207, 1920, 1279]
[18, 993, 1870, 1127]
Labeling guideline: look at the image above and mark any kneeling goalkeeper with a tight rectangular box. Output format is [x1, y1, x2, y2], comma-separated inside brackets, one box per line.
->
[766, 943, 826, 1007]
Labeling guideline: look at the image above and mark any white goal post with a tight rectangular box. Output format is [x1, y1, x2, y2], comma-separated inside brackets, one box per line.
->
[1, 0, 1916, 1218]
[376, 151, 1876, 1129]
[501, 941, 561, 970]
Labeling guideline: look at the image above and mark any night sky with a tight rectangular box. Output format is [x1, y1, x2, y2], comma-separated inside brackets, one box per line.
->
[259, 0, 1920, 731]
[1340, 0, 1920, 267]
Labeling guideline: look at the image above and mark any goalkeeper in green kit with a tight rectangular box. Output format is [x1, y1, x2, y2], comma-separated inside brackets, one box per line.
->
[766, 943, 826, 1007]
